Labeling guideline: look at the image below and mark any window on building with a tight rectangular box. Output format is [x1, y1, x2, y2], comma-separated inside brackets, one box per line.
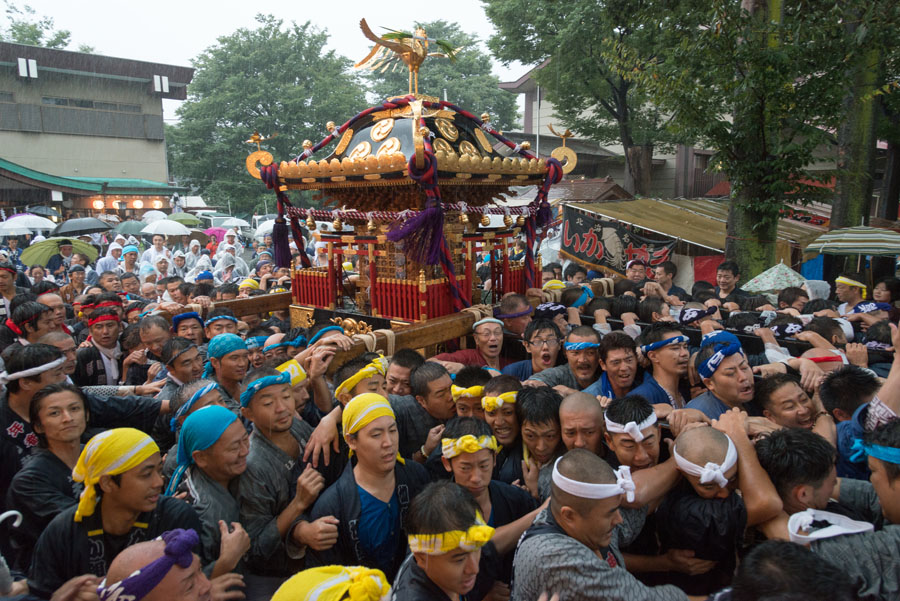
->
[40, 96, 142, 113]
[0, 92, 13, 103]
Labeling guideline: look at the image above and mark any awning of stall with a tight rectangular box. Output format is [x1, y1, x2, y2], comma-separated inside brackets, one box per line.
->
[571, 197, 826, 263]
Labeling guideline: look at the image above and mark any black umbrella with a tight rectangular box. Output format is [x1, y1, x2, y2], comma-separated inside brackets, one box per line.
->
[26, 205, 61, 217]
[50, 217, 112, 237]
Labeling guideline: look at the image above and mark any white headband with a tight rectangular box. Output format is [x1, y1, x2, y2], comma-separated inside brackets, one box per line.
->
[551, 457, 635, 502]
[673, 436, 737, 488]
[787, 508, 873, 544]
[0, 357, 66, 386]
[604, 413, 657, 442]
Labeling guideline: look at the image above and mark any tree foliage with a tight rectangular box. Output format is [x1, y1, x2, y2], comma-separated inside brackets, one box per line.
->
[167, 15, 367, 216]
[482, 0, 686, 194]
[365, 20, 519, 131]
[1, 2, 70, 49]
[613, 0, 855, 276]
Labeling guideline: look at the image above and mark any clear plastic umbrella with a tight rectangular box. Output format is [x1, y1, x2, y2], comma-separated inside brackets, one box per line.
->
[0, 222, 34, 236]
[220, 217, 250, 228]
[141, 220, 191, 236]
[5, 214, 56, 230]
[141, 210, 168, 223]
[255, 220, 276, 237]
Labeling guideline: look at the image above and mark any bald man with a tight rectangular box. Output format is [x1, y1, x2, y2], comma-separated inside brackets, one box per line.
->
[655, 411, 782, 595]
[512, 449, 693, 600]
[559, 392, 604, 456]
[101, 530, 212, 601]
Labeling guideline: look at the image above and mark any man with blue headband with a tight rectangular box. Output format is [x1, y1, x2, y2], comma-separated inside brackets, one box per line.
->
[237, 367, 334, 594]
[686, 331, 755, 420]
[526, 326, 603, 394]
[205, 333, 249, 413]
[165, 405, 251, 580]
[630, 322, 691, 410]
[760, 419, 900, 600]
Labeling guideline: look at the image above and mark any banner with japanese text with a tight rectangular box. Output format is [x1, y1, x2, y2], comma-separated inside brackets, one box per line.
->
[559, 205, 676, 276]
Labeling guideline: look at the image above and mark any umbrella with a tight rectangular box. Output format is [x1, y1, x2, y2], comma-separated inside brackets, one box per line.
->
[96, 214, 120, 224]
[5, 214, 56, 230]
[220, 217, 250, 228]
[21, 237, 99, 266]
[189, 229, 210, 245]
[141, 220, 191, 236]
[204, 227, 227, 242]
[116, 220, 148, 236]
[0, 222, 35, 236]
[25, 205, 60, 217]
[167, 213, 201, 226]
[255, 220, 276, 237]
[142, 210, 168, 223]
[51, 217, 112, 237]
[806, 226, 900, 257]
[742, 261, 806, 294]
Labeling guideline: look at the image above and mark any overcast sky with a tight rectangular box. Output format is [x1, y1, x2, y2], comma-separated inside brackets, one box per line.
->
[24, 0, 530, 120]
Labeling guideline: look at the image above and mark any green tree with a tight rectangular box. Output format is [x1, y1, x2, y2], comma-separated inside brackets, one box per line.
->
[167, 15, 367, 215]
[615, 0, 852, 277]
[1, 2, 70, 48]
[482, 0, 685, 195]
[365, 20, 518, 131]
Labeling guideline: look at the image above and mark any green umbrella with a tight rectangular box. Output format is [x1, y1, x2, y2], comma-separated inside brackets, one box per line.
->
[168, 213, 201, 226]
[116, 220, 148, 236]
[21, 237, 99, 266]
[742, 261, 806, 294]
[806, 226, 900, 256]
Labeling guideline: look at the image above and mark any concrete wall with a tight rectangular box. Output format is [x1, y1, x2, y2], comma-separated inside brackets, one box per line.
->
[0, 67, 168, 181]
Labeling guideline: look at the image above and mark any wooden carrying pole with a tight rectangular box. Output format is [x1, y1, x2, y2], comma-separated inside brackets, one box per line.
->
[215, 292, 292, 317]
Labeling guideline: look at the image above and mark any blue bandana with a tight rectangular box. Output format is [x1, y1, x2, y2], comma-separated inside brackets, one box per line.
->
[852, 301, 892, 314]
[120, 245, 138, 259]
[196, 270, 214, 281]
[202, 333, 247, 377]
[849, 438, 900, 465]
[165, 405, 237, 496]
[262, 334, 307, 354]
[564, 341, 601, 350]
[700, 330, 741, 349]
[308, 325, 343, 346]
[571, 285, 594, 308]
[697, 341, 744, 379]
[170, 382, 219, 432]
[239, 372, 291, 408]
[206, 315, 238, 327]
[245, 336, 269, 350]
[640, 335, 689, 355]
[172, 311, 204, 332]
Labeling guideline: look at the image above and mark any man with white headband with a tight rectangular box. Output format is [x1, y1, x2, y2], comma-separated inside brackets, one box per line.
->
[512, 449, 696, 601]
[686, 331, 755, 420]
[630, 322, 691, 409]
[432, 317, 511, 372]
[655, 409, 782, 595]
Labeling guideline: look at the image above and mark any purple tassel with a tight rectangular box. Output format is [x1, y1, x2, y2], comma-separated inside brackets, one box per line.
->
[386, 206, 444, 265]
[536, 202, 552, 229]
[272, 219, 292, 268]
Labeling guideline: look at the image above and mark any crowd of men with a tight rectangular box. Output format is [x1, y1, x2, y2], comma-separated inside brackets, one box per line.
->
[1, 232, 899, 601]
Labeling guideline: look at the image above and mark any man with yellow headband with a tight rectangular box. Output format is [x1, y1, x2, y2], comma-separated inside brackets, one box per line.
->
[307, 393, 429, 580]
[835, 272, 868, 316]
[28, 428, 202, 599]
[393, 480, 499, 601]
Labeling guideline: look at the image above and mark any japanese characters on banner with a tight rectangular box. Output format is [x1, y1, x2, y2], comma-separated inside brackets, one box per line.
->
[559, 205, 676, 277]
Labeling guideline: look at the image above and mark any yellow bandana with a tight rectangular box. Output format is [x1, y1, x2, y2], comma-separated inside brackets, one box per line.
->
[277, 359, 308, 387]
[72, 428, 160, 522]
[341, 393, 404, 464]
[239, 278, 260, 290]
[481, 391, 517, 412]
[335, 357, 388, 399]
[441, 434, 501, 459]
[542, 279, 566, 291]
[836, 276, 867, 299]
[451, 385, 484, 402]
[408, 511, 495, 555]
[271, 565, 390, 601]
